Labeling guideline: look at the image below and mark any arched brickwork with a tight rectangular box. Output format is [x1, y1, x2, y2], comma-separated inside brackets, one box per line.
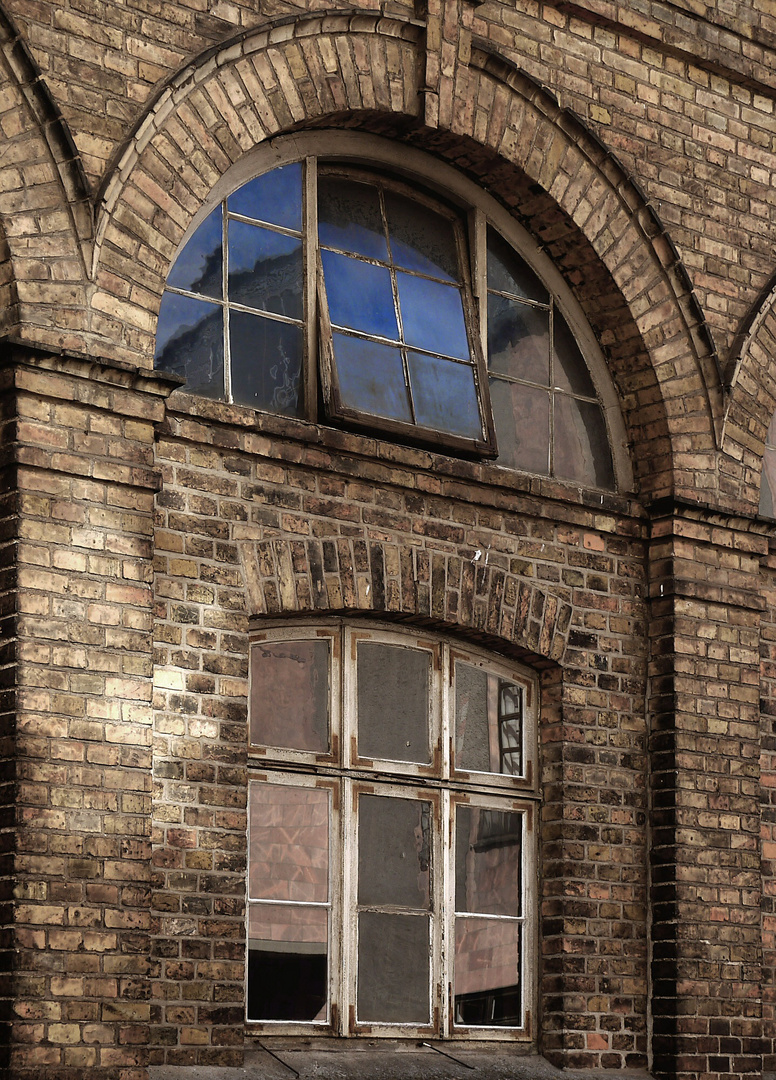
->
[237, 535, 572, 663]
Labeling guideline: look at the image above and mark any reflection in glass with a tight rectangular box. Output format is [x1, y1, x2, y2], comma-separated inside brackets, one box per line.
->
[322, 251, 398, 339]
[228, 221, 303, 319]
[385, 191, 458, 281]
[553, 311, 596, 396]
[489, 378, 550, 475]
[228, 162, 303, 231]
[408, 353, 482, 440]
[358, 795, 431, 909]
[167, 207, 222, 299]
[250, 639, 329, 752]
[488, 294, 550, 385]
[247, 902, 328, 1021]
[487, 229, 548, 304]
[318, 178, 387, 262]
[358, 911, 430, 1023]
[454, 663, 523, 776]
[455, 806, 521, 916]
[155, 292, 224, 398]
[357, 642, 430, 763]
[249, 784, 330, 903]
[230, 311, 304, 416]
[397, 274, 469, 359]
[333, 333, 412, 423]
[554, 395, 614, 489]
[454, 917, 520, 1027]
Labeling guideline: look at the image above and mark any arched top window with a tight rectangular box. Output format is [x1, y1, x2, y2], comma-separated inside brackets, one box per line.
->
[155, 136, 623, 491]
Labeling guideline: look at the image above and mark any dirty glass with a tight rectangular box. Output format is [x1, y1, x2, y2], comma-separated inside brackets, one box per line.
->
[228, 162, 303, 231]
[249, 639, 329, 752]
[249, 783, 330, 903]
[357, 911, 430, 1023]
[487, 294, 550, 385]
[487, 229, 548, 304]
[762, 412, 776, 517]
[489, 378, 550, 475]
[247, 903, 328, 1022]
[358, 795, 431, 909]
[322, 251, 398, 339]
[155, 292, 224, 399]
[455, 806, 521, 916]
[227, 221, 303, 319]
[167, 206, 223, 299]
[333, 333, 412, 423]
[454, 663, 522, 776]
[384, 191, 457, 281]
[318, 177, 387, 262]
[554, 395, 614, 489]
[553, 311, 596, 396]
[454, 917, 521, 1027]
[409, 353, 482, 440]
[357, 642, 430, 763]
[230, 311, 304, 417]
[397, 274, 469, 359]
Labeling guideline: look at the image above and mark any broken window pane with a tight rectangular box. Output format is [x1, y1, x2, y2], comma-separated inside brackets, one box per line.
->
[249, 783, 330, 903]
[227, 221, 303, 320]
[230, 311, 304, 417]
[454, 917, 521, 1027]
[155, 293, 224, 399]
[250, 639, 329, 752]
[228, 162, 303, 231]
[357, 911, 430, 1023]
[167, 206, 222, 299]
[455, 806, 521, 916]
[357, 642, 430, 763]
[358, 795, 431, 909]
[247, 903, 328, 1022]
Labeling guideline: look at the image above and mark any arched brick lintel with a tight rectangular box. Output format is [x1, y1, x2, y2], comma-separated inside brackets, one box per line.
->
[238, 536, 572, 665]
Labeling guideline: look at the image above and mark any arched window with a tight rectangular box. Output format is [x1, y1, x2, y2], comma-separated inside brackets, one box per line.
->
[155, 136, 622, 491]
[247, 621, 538, 1038]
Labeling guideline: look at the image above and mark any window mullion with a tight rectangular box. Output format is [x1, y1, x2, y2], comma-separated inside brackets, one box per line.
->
[340, 775, 355, 1035]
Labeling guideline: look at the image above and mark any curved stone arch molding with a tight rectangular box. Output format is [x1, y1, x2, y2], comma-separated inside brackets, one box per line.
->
[237, 535, 573, 664]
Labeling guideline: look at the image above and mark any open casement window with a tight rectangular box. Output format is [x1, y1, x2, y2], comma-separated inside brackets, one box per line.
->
[246, 622, 538, 1040]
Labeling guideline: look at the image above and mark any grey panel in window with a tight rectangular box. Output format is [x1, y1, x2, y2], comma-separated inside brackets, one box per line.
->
[357, 642, 430, 763]
[318, 177, 388, 262]
[247, 903, 328, 1022]
[487, 294, 550, 385]
[489, 377, 550, 475]
[397, 273, 469, 360]
[249, 783, 330, 903]
[357, 911, 430, 1024]
[155, 292, 224, 399]
[228, 221, 303, 320]
[228, 162, 303, 231]
[250, 639, 329, 752]
[454, 916, 520, 1027]
[455, 806, 521, 916]
[384, 191, 458, 282]
[230, 310, 304, 416]
[322, 251, 399, 340]
[408, 352, 482, 440]
[332, 333, 412, 423]
[167, 206, 223, 299]
[487, 230, 548, 304]
[454, 662, 491, 773]
[553, 311, 596, 396]
[554, 394, 615, 489]
[358, 794, 431, 909]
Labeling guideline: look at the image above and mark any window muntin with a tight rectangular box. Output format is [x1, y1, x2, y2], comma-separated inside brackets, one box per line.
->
[247, 622, 537, 1039]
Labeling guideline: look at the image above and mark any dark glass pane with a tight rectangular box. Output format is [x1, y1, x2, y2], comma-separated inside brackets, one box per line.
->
[228, 221, 303, 319]
[488, 294, 550, 384]
[762, 445, 776, 518]
[155, 292, 224, 399]
[332, 333, 411, 423]
[318, 177, 388, 262]
[249, 784, 329, 903]
[489, 377, 550, 474]
[357, 642, 430, 763]
[454, 662, 523, 776]
[322, 251, 398, 340]
[408, 353, 482, 440]
[385, 191, 458, 282]
[250, 639, 329, 753]
[357, 911, 429, 1024]
[454, 917, 520, 1028]
[554, 394, 615, 489]
[228, 163, 303, 231]
[358, 795, 431, 909]
[553, 311, 596, 396]
[397, 274, 469, 360]
[247, 903, 327, 1021]
[487, 229, 548, 304]
[230, 310, 304, 416]
[455, 806, 521, 916]
[167, 207, 222, 299]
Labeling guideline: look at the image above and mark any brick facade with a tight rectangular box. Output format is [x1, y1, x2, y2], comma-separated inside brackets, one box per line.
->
[0, 2, 774, 1079]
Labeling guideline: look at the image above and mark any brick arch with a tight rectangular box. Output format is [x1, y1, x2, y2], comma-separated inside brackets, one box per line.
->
[92, 9, 721, 500]
[237, 535, 572, 664]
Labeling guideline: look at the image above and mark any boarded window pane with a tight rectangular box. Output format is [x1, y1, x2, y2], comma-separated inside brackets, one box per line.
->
[397, 274, 469, 359]
[318, 178, 387, 262]
[322, 251, 398, 339]
[247, 903, 328, 1021]
[357, 911, 429, 1023]
[408, 353, 482, 440]
[554, 394, 614, 489]
[488, 294, 550, 385]
[358, 795, 431, 909]
[228, 221, 303, 319]
[250, 639, 329, 752]
[249, 783, 330, 903]
[357, 642, 430, 763]
[487, 230, 548, 304]
[332, 333, 412, 423]
[230, 311, 304, 417]
[454, 917, 521, 1027]
[167, 206, 222, 299]
[490, 378, 550, 475]
[455, 806, 521, 916]
[385, 191, 458, 281]
[228, 162, 303, 231]
[155, 293, 224, 399]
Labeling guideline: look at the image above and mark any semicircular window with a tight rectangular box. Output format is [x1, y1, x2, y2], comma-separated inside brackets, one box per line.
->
[155, 158, 616, 490]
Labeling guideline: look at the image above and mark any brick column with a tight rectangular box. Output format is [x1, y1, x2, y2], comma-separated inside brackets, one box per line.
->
[648, 500, 766, 1080]
[1, 342, 175, 1080]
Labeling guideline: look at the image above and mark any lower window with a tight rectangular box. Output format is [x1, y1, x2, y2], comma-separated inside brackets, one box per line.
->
[247, 622, 537, 1039]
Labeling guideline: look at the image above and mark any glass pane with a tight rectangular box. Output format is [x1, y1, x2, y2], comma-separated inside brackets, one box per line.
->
[228, 163, 303, 231]
[490, 377, 550, 474]
[357, 642, 430, 763]
[454, 662, 523, 776]
[155, 292, 224, 399]
[247, 903, 327, 1021]
[487, 229, 548, 304]
[554, 394, 615, 489]
[322, 251, 398, 340]
[397, 273, 469, 360]
[250, 639, 329, 752]
[318, 177, 388, 262]
[167, 206, 222, 299]
[230, 310, 304, 417]
[385, 191, 458, 282]
[454, 917, 521, 1027]
[358, 911, 429, 1023]
[455, 806, 521, 916]
[553, 311, 596, 396]
[762, 445, 776, 518]
[358, 795, 431, 909]
[249, 783, 329, 903]
[332, 333, 411, 423]
[228, 221, 303, 319]
[408, 353, 482, 440]
[488, 294, 550, 384]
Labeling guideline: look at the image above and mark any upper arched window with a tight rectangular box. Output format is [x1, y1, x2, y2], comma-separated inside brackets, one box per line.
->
[155, 142, 619, 490]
